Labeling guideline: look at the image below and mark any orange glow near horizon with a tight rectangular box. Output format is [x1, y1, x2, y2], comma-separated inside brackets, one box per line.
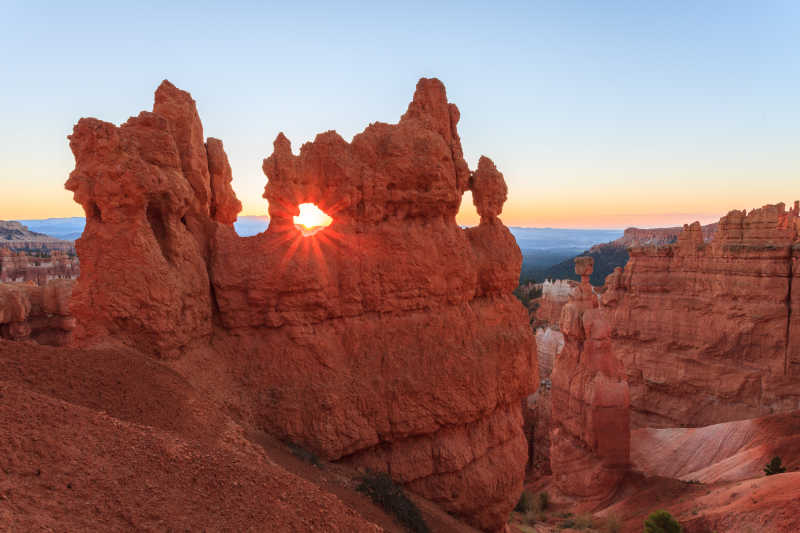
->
[293, 203, 332, 235]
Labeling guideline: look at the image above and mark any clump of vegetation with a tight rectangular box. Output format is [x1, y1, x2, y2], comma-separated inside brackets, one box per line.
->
[515, 490, 533, 512]
[513, 281, 543, 308]
[356, 471, 430, 533]
[516, 490, 550, 524]
[764, 456, 786, 476]
[286, 441, 322, 467]
[536, 491, 549, 511]
[644, 510, 682, 533]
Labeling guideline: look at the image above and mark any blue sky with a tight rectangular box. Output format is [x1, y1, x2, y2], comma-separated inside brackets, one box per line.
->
[1, 1, 799, 227]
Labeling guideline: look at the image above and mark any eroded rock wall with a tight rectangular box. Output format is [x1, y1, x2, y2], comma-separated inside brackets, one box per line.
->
[65, 78, 536, 532]
[604, 205, 800, 428]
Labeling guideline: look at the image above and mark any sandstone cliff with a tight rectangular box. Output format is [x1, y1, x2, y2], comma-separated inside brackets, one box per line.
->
[603, 204, 800, 428]
[65, 78, 536, 532]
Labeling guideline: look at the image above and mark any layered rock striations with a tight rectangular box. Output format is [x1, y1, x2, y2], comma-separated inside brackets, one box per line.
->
[603, 204, 800, 428]
[65, 78, 536, 532]
[550, 257, 630, 501]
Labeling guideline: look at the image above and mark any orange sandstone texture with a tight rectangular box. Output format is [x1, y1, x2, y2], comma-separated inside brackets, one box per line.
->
[65, 78, 537, 532]
[603, 204, 800, 428]
[550, 257, 630, 502]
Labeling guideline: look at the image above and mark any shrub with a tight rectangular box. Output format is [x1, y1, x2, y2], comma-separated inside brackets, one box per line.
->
[764, 456, 786, 476]
[644, 510, 682, 533]
[356, 471, 430, 533]
[536, 491, 549, 512]
[286, 441, 321, 467]
[515, 490, 533, 513]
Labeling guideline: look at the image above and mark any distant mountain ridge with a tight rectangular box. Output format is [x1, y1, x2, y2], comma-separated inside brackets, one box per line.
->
[0, 220, 75, 252]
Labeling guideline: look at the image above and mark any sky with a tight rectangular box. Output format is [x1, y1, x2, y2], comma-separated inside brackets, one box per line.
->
[1, 1, 799, 228]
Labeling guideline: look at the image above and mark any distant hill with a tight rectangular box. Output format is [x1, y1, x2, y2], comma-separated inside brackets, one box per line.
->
[510, 227, 623, 284]
[536, 223, 719, 285]
[0, 221, 75, 253]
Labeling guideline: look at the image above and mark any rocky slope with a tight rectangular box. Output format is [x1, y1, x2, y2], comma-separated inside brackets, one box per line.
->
[0, 339, 382, 532]
[603, 205, 800, 428]
[631, 410, 800, 483]
[64, 78, 536, 532]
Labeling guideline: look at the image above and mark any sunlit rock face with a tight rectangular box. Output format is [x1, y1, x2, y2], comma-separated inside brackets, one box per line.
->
[66, 78, 536, 532]
[603, 205, 800, 428]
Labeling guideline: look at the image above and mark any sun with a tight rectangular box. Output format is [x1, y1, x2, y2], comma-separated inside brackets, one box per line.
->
[294, 203, 332, 235]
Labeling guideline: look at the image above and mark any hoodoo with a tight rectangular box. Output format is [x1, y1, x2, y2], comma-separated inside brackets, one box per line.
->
[550, 257, 630, 501]
[65, 78, 537, 532]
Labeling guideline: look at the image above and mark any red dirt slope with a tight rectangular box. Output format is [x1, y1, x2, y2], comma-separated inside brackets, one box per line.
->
[631, 411, 800, 483]
[0, 339, 381, 531]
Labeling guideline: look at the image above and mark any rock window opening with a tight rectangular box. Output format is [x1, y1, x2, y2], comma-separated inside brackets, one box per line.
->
[294, 203, 332, 236]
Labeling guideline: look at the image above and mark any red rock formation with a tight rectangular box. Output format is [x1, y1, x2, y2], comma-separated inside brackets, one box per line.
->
[531, 279, 576, 330]
[65, 78, 536, 532]
[603, 203, 800, 428]
[550, 257, 630, 502]
[0, 279, 75, 345]
[65, 81, 243, 356]
[0, 249, 79, 285]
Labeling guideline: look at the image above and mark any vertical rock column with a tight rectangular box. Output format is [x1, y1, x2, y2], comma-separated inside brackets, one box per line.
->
[550, 257, 630, 501]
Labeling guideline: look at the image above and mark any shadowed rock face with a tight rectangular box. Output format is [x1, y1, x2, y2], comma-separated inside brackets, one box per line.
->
[0, 280, 75, 345]
[550, 257, 630, 502]
[65, 78, 536, 532]
[603, 204, 800, 428]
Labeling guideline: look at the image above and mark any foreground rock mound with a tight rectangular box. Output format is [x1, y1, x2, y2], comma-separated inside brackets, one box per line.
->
[603, 204, 800, 427]
[0, 340, 380, 532]
[66, 79, 536, 531]
[550, 257, 630, 502]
